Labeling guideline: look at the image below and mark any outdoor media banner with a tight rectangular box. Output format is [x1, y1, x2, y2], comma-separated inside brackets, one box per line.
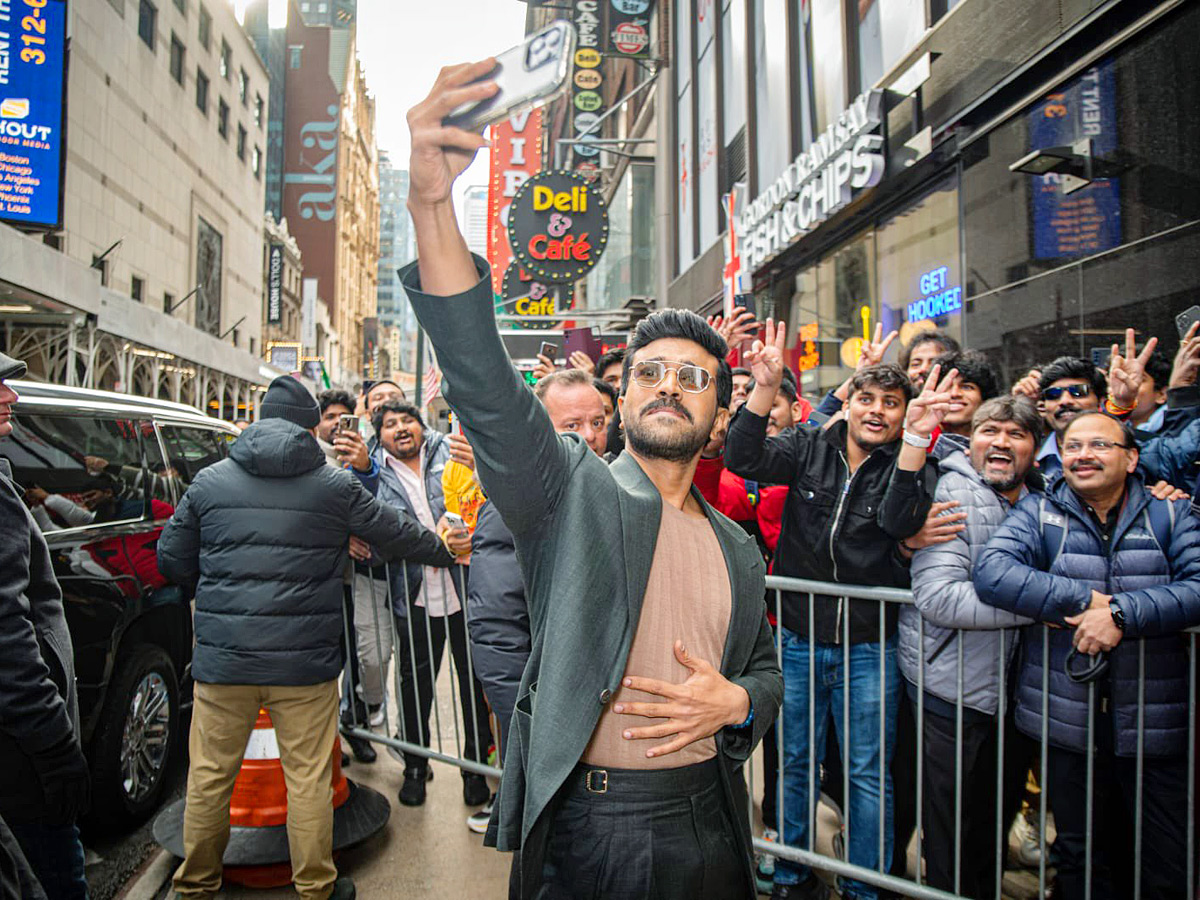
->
[607, 0, 655, 59]
[1029, 60, 1121, 259]
[571, 0, 605, 173]
[267, 244, 284, 324]
[0, 0, 67, 229]
[486, 109, 543, 298]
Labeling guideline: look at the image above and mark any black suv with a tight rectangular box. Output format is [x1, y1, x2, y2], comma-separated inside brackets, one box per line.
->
[1, 381, 238, 827]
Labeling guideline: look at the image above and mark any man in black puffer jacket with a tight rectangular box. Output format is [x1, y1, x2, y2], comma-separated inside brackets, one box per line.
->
[158, 375, 453, 900]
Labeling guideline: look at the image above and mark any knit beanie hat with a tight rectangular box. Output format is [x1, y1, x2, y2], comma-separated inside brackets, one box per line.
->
[260, 374, 320, 428]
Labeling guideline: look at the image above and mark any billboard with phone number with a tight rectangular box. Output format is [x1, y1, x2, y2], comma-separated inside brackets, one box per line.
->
[0, 0, 67, 229]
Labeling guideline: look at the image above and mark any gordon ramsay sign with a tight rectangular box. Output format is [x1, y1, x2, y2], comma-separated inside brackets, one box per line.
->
[508, 171, 609, 285]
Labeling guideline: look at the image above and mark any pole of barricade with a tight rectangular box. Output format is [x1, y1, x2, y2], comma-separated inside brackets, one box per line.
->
[456, 565, 486, 769]
[366, 572, 392, 736]
[954, 632, 964, 896]
[1189, 632, 1196, 900]
[843, 595, 851, 870]
[421, 574, 447, 756]
[435, 568, 464, 762]
[994, 632, 1006, 900]
[1085, 680, 1095, 900]
[1039, 626, 1050, 898]
[878, 601, 886, 878]
[807, 590, 815, 857]
[1134, 639, 1145, 899]
[341, 580, 361, 729]
[916, 616, 925, 887]
[400, 565, 427, 749]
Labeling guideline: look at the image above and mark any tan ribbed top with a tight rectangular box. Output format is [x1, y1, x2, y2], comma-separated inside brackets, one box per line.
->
[582, 501, 732, 769]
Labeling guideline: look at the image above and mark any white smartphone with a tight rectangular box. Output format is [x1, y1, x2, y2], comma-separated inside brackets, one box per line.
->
[444, 512, 468, 532]
[443, 21, 576, 132]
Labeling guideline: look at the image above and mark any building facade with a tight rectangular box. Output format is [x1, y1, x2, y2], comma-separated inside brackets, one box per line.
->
[377, 152, 418, 374]
[261, 212, 304, 356]
[1, 0, 280, 418]
[462, 184, 490, 258]
[665, 0, 1200, 397]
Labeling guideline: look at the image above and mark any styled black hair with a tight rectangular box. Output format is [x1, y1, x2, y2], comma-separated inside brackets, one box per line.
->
[849, 363, 915, 403]
[933, 349, 1000, 401]
[318, 389, 355, 415]
[595, 347, 626, 377]
[899, 329, 961, 370]
[973, 395, 1044, 445]
[1038, 356, 1107, 398]
[731, 366, 752, 378]
[371, 399, 424, 436]
[620, 309, 733, 409]
[592, 377, 618, 406]
[1144, 351, 1172, 391]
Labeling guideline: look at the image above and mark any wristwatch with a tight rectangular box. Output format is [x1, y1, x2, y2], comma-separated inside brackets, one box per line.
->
[1110, 602, 1126, 632]
[902, 429, 933, 449]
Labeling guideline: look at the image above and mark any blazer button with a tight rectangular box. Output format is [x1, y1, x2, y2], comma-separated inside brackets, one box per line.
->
[599, 688, 612, 704]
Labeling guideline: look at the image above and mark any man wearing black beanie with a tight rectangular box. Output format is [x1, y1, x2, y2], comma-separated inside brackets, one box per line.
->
[159, 374, 454, 900]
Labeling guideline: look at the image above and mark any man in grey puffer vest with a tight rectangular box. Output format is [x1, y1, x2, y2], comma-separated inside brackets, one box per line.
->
[898, 395, 1041, 898]
[158, 375, 454, 900]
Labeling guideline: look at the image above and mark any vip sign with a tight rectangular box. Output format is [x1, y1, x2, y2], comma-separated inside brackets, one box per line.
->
[735, 90, 886, 273]
[486, 109, 544, 297]
[508, 171, 609, 285]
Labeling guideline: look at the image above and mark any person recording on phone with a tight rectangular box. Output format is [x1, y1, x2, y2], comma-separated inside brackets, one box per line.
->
[357, 400, 492, 811]
[402, 61, 781, 900]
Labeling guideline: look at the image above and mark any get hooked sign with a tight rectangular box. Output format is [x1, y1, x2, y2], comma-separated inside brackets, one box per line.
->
[0, 0, 66, 229]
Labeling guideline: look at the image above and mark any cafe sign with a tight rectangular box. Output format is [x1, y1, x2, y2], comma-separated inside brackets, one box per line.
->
[508, 170, 609, 285]
[735, 90, 885, 273]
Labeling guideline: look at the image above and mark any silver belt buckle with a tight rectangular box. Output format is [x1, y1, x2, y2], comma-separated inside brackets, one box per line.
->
[585, 769, 608, 794]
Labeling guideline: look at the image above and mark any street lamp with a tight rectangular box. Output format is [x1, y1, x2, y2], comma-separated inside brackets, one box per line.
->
[1009, 138, 1126, 195]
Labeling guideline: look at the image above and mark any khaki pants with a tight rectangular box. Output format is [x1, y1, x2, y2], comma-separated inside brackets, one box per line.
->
[172, 680, 339, 900]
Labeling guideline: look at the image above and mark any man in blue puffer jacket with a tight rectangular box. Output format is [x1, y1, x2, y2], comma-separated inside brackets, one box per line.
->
[975, 411, 1200, 900]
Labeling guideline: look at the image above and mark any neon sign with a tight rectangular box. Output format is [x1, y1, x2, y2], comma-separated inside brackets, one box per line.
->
[907, 266, 962, 322]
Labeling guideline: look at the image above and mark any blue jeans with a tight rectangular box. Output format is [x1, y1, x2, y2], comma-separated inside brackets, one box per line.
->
[8, 822, 88, 900]
[774, 629, 900, 900]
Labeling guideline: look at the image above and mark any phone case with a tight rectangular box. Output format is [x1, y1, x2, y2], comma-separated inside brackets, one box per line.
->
[443, 21, 576, 133]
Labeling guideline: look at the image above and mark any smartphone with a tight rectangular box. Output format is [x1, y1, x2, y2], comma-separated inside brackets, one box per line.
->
[443, 21, 575, 132]
[539, 341, 560, 363]
[1177, 305, 1200, 339]
[444, 512, 468, 532]
[564, 326, 603, 364]
[734, 292, 757, 321]
[337, 414, 359, 436]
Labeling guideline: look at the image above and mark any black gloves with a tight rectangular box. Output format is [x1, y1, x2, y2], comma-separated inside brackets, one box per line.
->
[31, 735, 91, 825]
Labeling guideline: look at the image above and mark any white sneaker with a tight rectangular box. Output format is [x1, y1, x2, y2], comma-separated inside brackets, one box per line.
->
[467, 795, 495, 834]
[368, 704, 385, 727]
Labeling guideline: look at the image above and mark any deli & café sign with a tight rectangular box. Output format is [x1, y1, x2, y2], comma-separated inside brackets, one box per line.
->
[508, 171, 609, 285]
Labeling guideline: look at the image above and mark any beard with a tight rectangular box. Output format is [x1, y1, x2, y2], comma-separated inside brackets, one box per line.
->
[981, 469, 1024, 493]
[624, 398, 712, 464]
[387, 434, 421, 460]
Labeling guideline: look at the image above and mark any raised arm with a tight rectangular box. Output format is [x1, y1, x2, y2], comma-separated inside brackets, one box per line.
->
[346, 475, 454, 568]
[402, 62, 575, 536]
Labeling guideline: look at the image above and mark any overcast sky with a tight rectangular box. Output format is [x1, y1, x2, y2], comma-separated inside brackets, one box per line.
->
[355, 0, 529, 206]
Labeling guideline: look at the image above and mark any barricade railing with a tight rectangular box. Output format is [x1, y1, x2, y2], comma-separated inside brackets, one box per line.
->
[336, 562, 1197, 900]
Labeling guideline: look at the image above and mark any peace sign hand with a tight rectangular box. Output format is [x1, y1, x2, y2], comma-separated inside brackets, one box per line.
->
[741, 318, 788, 392]
[1108, 327, 1158, 410]
[858, 324, 899, 371]
[905, 363, 960, 437]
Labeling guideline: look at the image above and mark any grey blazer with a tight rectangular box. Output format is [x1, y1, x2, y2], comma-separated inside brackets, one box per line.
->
[402, 258, 782, 898]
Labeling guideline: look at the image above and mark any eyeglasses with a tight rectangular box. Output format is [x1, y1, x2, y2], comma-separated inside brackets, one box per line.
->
[1062, 438, 1131, 455]
[1042, 383, 1092, 401]
[631, 360, 713, 393]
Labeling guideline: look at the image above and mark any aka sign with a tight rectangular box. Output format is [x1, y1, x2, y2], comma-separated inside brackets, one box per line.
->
[735, 91, 886, 273]
[508, 171, 609, 285]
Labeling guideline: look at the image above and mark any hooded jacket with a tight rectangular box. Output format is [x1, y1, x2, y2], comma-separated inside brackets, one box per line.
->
[725, 411, 934, 642]
[899, 450, 1032, 717]
[975, 474, 1200, 756]
[157, 418, 453, 686]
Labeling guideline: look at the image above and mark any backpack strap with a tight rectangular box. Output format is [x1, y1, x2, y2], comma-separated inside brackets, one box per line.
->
[1144, 497, 1176, 556]
[1038, 495, 1069, 568]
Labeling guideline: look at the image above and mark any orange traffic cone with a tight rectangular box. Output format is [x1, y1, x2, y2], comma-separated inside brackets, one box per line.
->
[154, 708, 389, 889]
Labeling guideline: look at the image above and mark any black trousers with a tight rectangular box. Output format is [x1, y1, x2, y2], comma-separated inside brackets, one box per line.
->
[1046, 740, 1189, 900]
[394, 604, 491, 772]
[918, 702, 1034, 899]
[534, 760, 749, 900]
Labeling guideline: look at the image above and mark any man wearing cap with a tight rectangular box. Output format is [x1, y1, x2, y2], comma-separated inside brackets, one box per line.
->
[0, 350, 92, 900]
[158, 375, 455, 900]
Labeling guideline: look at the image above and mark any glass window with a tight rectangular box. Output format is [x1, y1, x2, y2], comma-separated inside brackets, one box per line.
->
[722, 0, 746, 141]
[252, 145, 262, 180]
[585, 162, 656, 308]
[254, 93, 264, 128]
[169, 32, 184, 84]
[855, 0, 926, 90]
[195, 217, 223, 336]
[197, 3, 211, 50]
[195, 68, 209, 115]
[2, 416, 159, 529]
[236, 123, 247, 160]
[753, 0, 789, 190]
[238, 68, 248, 105]
[220, 38, 231, 79]
[289, 45, 302, 69]
[131, 275, 145, 302]
[172, 0, 184, 12]
[697, 15, 719, 251]
[138, 0, 157, 50]
[810, 0, 847, 134]
[159, 425, 230, 491]
[217, 97, 229, 138]
[675, 0, 694, 271]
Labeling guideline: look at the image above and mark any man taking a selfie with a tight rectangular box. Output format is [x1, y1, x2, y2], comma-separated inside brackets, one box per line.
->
[400, 61, 781, 900]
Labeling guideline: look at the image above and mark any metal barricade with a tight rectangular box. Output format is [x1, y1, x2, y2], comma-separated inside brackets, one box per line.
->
[335, 559, 1197, 900]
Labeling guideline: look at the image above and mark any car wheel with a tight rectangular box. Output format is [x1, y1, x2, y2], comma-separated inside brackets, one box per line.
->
[88, 645, 179, 828]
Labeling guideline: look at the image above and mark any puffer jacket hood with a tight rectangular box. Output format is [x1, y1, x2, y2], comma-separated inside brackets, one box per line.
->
[229, 418, 325, 478]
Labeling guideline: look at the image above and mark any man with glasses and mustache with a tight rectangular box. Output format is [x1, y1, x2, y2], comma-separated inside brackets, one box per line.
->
[975, 411, 1200, 900]
[726, 323, 952, 900]
[399, 62, 782, 899]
